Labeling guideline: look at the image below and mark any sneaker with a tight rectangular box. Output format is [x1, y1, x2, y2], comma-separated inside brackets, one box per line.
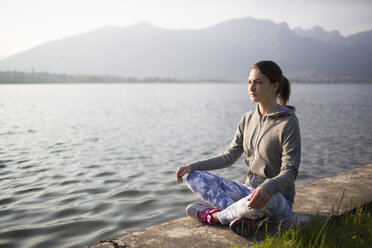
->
[186, 202, 221, 225]
[229, 217, 263, 238]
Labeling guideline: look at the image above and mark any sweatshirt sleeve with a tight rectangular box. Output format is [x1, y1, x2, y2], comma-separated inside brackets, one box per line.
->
[189, 114, 246, 172]
[261, 117, 301, 196]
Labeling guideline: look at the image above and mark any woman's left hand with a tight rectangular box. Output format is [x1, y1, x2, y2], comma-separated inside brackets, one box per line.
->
[176, 165, 191, 184]
[247, 186, 271, 209]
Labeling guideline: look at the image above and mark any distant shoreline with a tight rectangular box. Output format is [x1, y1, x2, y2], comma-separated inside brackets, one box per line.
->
[1, 71, 371, 84]
[0, 71, 234, 84]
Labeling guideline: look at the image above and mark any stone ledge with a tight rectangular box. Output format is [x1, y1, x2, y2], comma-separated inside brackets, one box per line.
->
[86, 164, 372, 248]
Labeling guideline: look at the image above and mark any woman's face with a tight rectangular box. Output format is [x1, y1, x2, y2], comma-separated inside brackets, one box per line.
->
[248, 69, 277, 104]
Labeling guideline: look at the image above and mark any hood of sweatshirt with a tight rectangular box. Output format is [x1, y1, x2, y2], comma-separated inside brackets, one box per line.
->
[257, 104, 297, 119]
[247, 104, 297, 151]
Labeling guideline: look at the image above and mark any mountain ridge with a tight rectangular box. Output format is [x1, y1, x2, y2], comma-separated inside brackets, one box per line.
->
[1, 17, 371, 80]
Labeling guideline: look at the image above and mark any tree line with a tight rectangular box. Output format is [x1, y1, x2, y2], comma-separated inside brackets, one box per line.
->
[0, 71, 231, 84]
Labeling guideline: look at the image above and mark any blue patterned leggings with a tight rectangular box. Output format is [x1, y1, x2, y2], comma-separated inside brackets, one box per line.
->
[186, 170, 293, 225]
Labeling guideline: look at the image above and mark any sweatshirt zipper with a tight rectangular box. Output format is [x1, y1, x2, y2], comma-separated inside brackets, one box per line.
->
[250, 116, 267, 185]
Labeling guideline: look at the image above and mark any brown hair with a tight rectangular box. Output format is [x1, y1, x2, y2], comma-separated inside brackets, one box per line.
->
[252, 61, 291, 105]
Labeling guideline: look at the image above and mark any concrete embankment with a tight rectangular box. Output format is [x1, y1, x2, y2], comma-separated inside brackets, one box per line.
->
[86, 164, 372, 248]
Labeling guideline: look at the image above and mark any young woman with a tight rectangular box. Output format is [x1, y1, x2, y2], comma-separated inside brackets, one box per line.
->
[176, 61, 301, 237]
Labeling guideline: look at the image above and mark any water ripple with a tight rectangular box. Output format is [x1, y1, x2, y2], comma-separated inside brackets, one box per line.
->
[0, 159, 13, 164]
[111, 189, 148, 199]
[14, 187, 45, 195]
[0, 197, 16, 206]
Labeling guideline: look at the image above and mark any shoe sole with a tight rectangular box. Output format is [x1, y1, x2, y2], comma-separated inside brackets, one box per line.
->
[229, 218, 259, 238]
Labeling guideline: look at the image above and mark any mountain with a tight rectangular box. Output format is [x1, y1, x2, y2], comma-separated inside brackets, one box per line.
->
[293, 26, 345, 45]
[0, 18, 371, 81]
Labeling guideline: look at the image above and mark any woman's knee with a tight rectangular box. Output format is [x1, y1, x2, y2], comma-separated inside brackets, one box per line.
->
[186, 170, 198, 183]
[186, 170, 215, 189]
[186, 170, 204, 187]
[264, 193, 292, 221]
[235, 196, 266, 220]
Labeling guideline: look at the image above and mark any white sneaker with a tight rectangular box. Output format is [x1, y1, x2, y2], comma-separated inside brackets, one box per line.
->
[186, 202, 221, 225]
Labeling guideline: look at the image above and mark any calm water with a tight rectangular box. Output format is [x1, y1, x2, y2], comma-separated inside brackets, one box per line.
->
[1, 83, 372, 248]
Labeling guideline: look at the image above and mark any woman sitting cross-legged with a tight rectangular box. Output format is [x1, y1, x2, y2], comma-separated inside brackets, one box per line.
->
[176, 60, 301, 237]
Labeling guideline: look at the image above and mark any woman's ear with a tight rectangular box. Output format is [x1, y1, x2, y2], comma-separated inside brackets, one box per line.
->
[273, 81, 279, 92]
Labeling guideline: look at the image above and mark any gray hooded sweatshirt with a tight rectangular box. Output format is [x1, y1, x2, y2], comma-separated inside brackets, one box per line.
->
[189, 104, 301, 204]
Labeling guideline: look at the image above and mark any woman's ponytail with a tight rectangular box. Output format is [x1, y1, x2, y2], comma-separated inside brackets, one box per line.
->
[278, 75, 291, 105]
[252, 61, 291, 105]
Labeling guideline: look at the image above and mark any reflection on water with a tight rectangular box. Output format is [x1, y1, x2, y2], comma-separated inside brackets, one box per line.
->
[0, 83, 371, 248]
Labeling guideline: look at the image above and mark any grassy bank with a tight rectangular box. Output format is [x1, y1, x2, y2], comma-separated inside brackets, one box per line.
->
[252, 204, 372, 248]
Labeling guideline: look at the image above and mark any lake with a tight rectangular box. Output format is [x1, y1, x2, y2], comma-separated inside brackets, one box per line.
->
[1, 82, 371, 248]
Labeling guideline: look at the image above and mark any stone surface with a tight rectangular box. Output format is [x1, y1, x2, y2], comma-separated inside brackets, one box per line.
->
[88, 217, 253, 248]
[294, 164, 372, 216]
[86, 164, 372, 248]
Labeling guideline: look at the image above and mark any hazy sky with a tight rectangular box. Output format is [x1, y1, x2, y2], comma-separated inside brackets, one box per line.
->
[1, 0, 372, 58]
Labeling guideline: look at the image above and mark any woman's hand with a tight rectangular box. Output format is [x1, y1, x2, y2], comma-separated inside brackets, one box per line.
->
[247, 186, 271, 209]
[176, 165, 191, 184]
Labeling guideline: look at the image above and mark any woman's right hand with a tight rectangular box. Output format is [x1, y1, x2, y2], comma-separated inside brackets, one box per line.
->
[176, 165, 191, 184]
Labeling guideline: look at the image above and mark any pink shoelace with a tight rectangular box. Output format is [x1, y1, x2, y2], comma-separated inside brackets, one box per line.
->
[197, 208, 221, 225]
